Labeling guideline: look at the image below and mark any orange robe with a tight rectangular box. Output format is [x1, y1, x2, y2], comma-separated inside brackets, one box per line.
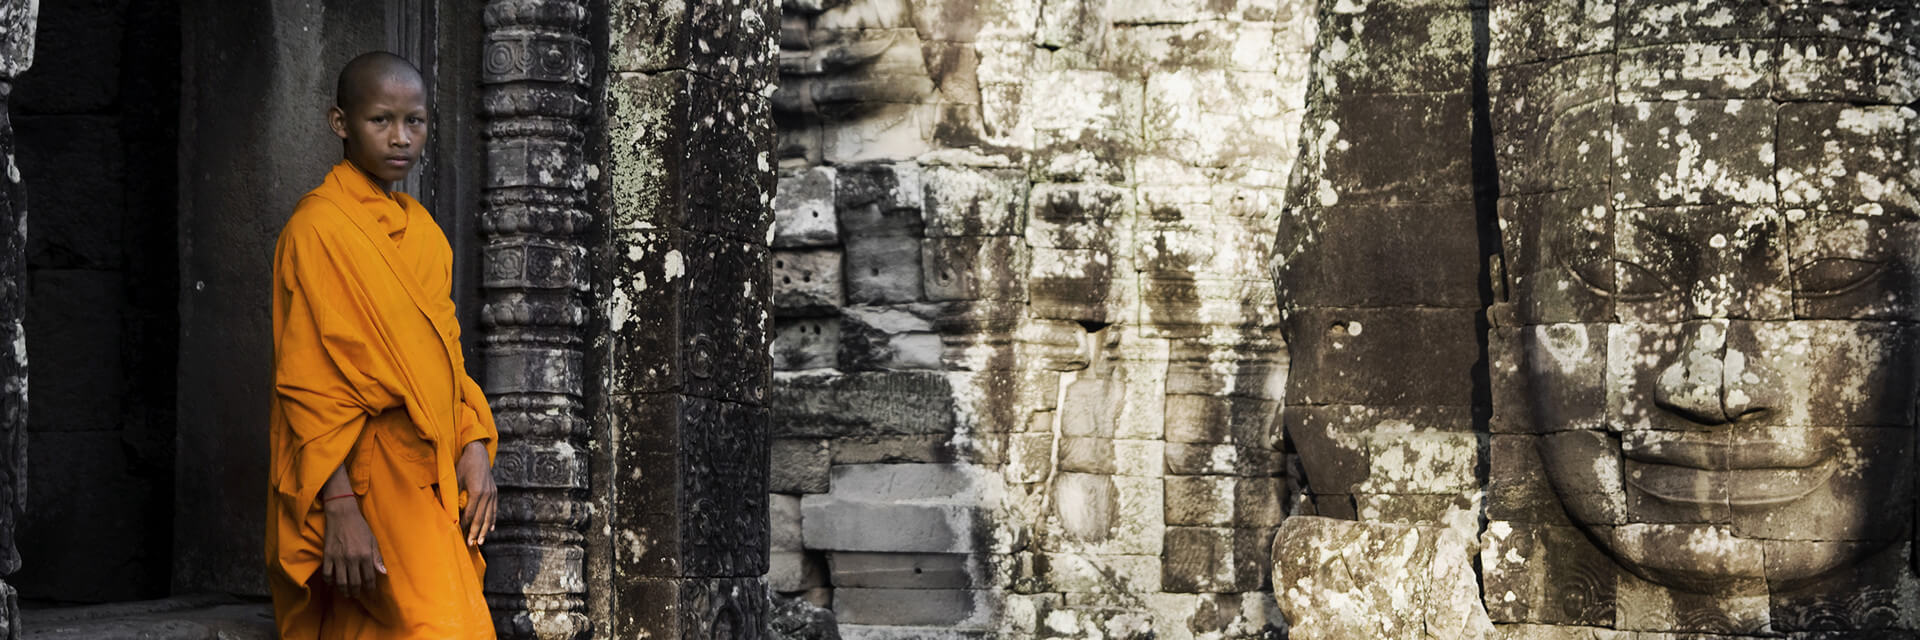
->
[266, 160, 497, 640]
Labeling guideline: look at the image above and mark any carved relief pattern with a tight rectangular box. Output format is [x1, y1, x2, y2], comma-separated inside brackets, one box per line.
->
[479, 1, 593, 638]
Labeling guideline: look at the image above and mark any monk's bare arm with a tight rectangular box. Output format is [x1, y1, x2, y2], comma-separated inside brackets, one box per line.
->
[318, 463, 386, 597]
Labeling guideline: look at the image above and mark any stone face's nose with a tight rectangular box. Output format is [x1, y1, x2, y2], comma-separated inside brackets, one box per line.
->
[1653, 321, 1731, 426]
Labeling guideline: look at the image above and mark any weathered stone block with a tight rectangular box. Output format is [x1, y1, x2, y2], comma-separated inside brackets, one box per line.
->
[829, 552, 976, 589]
[608, 0, 778, 89]
[1489, 58, 1613, 195]
[1026, 182, 1128, 250]
[1161, 527, 1267, 593]
[1488, 0, 1615, 68]
[1294, 90, 1475, 206]
[1778, 103, 1916, 215]
[922, 236, 1027, 302]
[1272, 516, 1491, 637]
[921, 166, 1027, 237]
[1313, 7, 1473, 97]
[838, 307, 943, 370]
[769, 551, 827, 593]
[1028, 246, 1126, 323]
[1283, 307, 1482, 407]
[1496, 188, 1615, 325]
[772, 493, 804, 552]
[1164, 443, 1281, 477]
[1486, 434, 1571, 526]
[830, 435, 955, 465]
[837, 163, 925, 223]
[773, 371, 956, 438]
[801, 499, 983, 554]
[1788, 214, 1920, 321]
[1165, 476, 1234, 527]
[1165, 394, 1277, 446]
[1276, 202, 1483, 309]
[772, 318, 838, 371]
[833, 588, 998, 628]
[1611, 100, 1777, 210]
[844, 235, 923, 304]
[1776, 37, 1920, 104]
[1479, 521, 1616, 625]
[606, 71, 775, 244]
[773, 249, 843, 313]
[1615, 40, 1775, 102]
[1039, 553, 1162, 595]
[774, 166, 839, 248]
[1232, 477, 1283, 529]
[770, 438, 830, 494]
[1047, 473, 1165, 556]
[801, 464, 1000, 553]
[614, 577, 771, 640]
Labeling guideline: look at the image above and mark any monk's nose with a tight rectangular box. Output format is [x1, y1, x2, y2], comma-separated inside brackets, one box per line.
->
[392, 127, 412, 148]
[1653, 321, 1731, 425]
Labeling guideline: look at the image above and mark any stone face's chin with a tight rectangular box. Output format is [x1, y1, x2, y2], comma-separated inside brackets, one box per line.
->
[1539, 428, 1908, 593]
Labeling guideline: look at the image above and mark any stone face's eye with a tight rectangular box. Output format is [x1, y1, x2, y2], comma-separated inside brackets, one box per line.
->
[1793, 257, 1884, 297]
[1564, 258, 1672, 300]
[1563, 257, 1614, 294]
[1612, 260, 1673, 300]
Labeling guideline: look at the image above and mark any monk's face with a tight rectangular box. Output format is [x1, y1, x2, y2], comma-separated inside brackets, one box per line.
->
[331, 74, 428, 186]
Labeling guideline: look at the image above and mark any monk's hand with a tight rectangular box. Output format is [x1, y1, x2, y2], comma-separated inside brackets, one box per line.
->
[457, 441, 497, 546]
[321, 496, 386, 598]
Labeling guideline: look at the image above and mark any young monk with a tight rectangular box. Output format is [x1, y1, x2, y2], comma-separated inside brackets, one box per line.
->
[265, 51, 499, 639]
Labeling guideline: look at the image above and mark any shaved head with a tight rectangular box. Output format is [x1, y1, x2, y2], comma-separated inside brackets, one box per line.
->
[335, 51, 425, 113]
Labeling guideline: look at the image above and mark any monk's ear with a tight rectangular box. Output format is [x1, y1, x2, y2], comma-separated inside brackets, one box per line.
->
[328, 105, 349, 140]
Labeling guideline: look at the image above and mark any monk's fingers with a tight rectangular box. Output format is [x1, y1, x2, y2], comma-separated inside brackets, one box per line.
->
[483, 490, 499, 541]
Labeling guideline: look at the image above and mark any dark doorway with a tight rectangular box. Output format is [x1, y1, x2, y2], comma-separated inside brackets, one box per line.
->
[11, 0, 182, 604]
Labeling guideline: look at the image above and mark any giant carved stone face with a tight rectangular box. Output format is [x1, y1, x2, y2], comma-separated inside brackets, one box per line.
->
[1499, 6, 1920, 595]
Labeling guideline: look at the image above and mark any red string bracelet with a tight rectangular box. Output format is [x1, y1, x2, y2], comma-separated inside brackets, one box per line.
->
[323, 493, 356, 503]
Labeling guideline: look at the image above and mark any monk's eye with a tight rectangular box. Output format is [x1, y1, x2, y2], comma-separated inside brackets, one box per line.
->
[1564, 258, 1673, 300]
[1793, 257, 1884, 297]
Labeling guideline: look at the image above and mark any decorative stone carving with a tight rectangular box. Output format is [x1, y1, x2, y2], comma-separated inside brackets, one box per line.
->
[0, 1, 32, 635]
[1487, 1, 1920, 632]
[478, 1, 594, 638]
[1277, 0, 1920, 635]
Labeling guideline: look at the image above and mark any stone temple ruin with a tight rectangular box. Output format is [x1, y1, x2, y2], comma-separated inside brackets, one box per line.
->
[1, 0, 1920, 638]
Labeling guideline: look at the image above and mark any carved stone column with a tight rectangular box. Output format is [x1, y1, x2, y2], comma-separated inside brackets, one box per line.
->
[592, 1, 778, 638]
[0, 2, 32, 637]
[478, 1, 594, 638]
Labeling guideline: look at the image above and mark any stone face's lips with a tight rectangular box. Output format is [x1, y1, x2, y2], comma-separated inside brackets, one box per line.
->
[1620, 431, 1831, 470]
[1626, 460, 1837, 508]
[1622, 430, 1837, 507]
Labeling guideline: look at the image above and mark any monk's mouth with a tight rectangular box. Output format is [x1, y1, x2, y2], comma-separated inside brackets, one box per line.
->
[1622, 432, 1836, 508]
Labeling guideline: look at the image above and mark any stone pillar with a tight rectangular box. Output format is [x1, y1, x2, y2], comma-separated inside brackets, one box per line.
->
[477, 1, 594, 637]
[592, 1, 778, 637]
[1268, 0, 1495, 635]
[0, 1, 32, 636]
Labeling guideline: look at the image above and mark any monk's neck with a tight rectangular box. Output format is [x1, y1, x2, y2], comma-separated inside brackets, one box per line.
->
[348, 161, 397, 199]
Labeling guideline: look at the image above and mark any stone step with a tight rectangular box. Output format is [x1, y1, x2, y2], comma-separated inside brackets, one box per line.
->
[22, 595, 273, 639]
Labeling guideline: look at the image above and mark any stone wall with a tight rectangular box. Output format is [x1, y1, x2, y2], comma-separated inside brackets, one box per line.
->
[767, 0, 1314, 636]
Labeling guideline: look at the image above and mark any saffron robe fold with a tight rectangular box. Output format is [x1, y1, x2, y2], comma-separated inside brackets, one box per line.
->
[267, 160, 497, 640]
